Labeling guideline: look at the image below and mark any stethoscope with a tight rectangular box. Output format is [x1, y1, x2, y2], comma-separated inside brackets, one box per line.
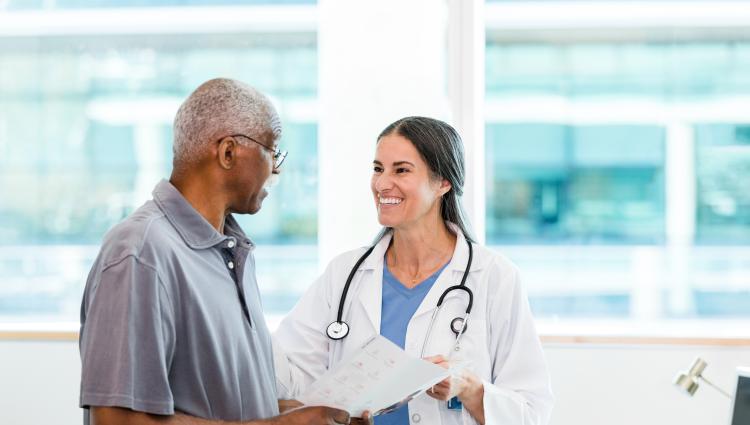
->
[325, 236, 474, 357]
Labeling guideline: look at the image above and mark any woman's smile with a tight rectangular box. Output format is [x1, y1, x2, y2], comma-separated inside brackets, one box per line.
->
[378, 194, 404, 208]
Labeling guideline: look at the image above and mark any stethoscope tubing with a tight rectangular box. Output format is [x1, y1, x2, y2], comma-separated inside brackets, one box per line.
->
[327, 234, 474, 343]
[336, 244, 376, 323]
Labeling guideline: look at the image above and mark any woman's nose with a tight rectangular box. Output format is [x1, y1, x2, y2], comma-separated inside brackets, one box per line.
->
[373, 173, 393, 192]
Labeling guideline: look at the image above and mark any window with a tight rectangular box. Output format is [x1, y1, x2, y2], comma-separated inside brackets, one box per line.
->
[0, 4, 318, 323]
[3, 0, 750, 329]
[485, 33, 750, 319]
[2, 0, 314, 10]
[486, 123, 665, 244]
[695, 124, 750, 244]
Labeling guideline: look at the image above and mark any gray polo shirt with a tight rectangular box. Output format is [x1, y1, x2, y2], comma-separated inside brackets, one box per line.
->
[79, 179, 279, 423]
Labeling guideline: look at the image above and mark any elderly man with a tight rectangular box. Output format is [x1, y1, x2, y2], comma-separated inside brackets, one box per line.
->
[79, 78, 350, 425]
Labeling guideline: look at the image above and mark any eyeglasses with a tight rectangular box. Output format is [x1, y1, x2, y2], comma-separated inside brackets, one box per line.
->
[226, 133, 288, 170]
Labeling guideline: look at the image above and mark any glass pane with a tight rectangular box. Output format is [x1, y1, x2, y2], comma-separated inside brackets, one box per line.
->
[3, 0, 315, 11]
[0, 33, 318, 323]
[486, 123, 665, 244]
[485, 41, 750, 320]
[695, 124, 750, 243]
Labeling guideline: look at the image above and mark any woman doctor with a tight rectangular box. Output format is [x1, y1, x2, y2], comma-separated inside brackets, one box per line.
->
[273, 116, 553, 425]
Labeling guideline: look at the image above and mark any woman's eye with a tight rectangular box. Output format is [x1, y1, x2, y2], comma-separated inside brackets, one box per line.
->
[396, 167, 409, 173]
[373, 166, 383, 173]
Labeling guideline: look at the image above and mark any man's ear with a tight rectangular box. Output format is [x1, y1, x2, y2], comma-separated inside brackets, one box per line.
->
[217, 136, 237, 170]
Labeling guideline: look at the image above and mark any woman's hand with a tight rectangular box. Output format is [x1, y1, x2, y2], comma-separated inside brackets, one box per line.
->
[423, 355, 486, 424]
[423, 355, 454, 401]
[423, 356, 483, 402]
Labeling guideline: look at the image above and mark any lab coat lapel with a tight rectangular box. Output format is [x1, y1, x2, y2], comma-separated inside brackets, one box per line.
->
[355, 233, 392, 334]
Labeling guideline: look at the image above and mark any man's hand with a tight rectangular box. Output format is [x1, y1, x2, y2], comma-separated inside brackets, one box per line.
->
[276, 402, 371, 425]
[278, 406, 374, 425]
[349, 411, 373, 425]
[275, 406, 351, 424]
[278, 399, 303, 414]
[91, 405, 352, 425]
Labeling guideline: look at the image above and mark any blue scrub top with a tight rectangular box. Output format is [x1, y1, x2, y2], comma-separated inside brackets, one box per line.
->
[375, 258, 449, 425]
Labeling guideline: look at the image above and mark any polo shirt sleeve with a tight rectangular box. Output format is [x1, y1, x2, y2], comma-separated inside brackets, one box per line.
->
[79, 255, 176, 415]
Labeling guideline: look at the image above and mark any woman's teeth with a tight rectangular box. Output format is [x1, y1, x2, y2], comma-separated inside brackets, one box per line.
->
[379, 197, 402, 205]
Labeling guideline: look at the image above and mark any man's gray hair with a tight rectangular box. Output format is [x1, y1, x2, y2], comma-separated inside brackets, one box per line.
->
[173, 78, 281, 165]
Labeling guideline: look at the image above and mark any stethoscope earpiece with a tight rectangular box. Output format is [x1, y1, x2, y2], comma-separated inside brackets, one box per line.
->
[326, 321, 350, 340]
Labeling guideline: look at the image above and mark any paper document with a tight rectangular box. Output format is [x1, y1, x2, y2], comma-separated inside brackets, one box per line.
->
[297, 335, 450, 417]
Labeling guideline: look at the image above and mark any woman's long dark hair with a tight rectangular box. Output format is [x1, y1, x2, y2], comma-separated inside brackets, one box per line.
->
[374, 116, 475, 243]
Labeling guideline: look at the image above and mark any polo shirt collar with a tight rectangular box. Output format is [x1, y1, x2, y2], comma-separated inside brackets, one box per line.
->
[152, 179, 252, 250]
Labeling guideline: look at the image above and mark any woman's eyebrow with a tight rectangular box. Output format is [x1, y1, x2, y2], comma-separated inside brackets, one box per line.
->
[372, 160, 416, 167]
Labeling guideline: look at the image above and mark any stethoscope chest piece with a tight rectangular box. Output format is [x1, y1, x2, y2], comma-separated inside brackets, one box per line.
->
[326, 321, 350, 340]
[450, 317, 467, 337]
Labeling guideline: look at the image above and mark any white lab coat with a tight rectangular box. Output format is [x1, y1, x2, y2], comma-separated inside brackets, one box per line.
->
[273, 224, 553, 425]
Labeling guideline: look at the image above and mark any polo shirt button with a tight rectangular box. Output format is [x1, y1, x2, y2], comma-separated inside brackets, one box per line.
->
[227, 261, 235, 269]
[227, 239, 236, 248]
[411, 413, 421, 423]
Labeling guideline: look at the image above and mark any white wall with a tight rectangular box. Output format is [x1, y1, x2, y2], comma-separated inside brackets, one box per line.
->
[317, 0, 450, 268]
[546, 343, 747, 425]
[2, 339, 747, 425]
[0, 341, 81, 423]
